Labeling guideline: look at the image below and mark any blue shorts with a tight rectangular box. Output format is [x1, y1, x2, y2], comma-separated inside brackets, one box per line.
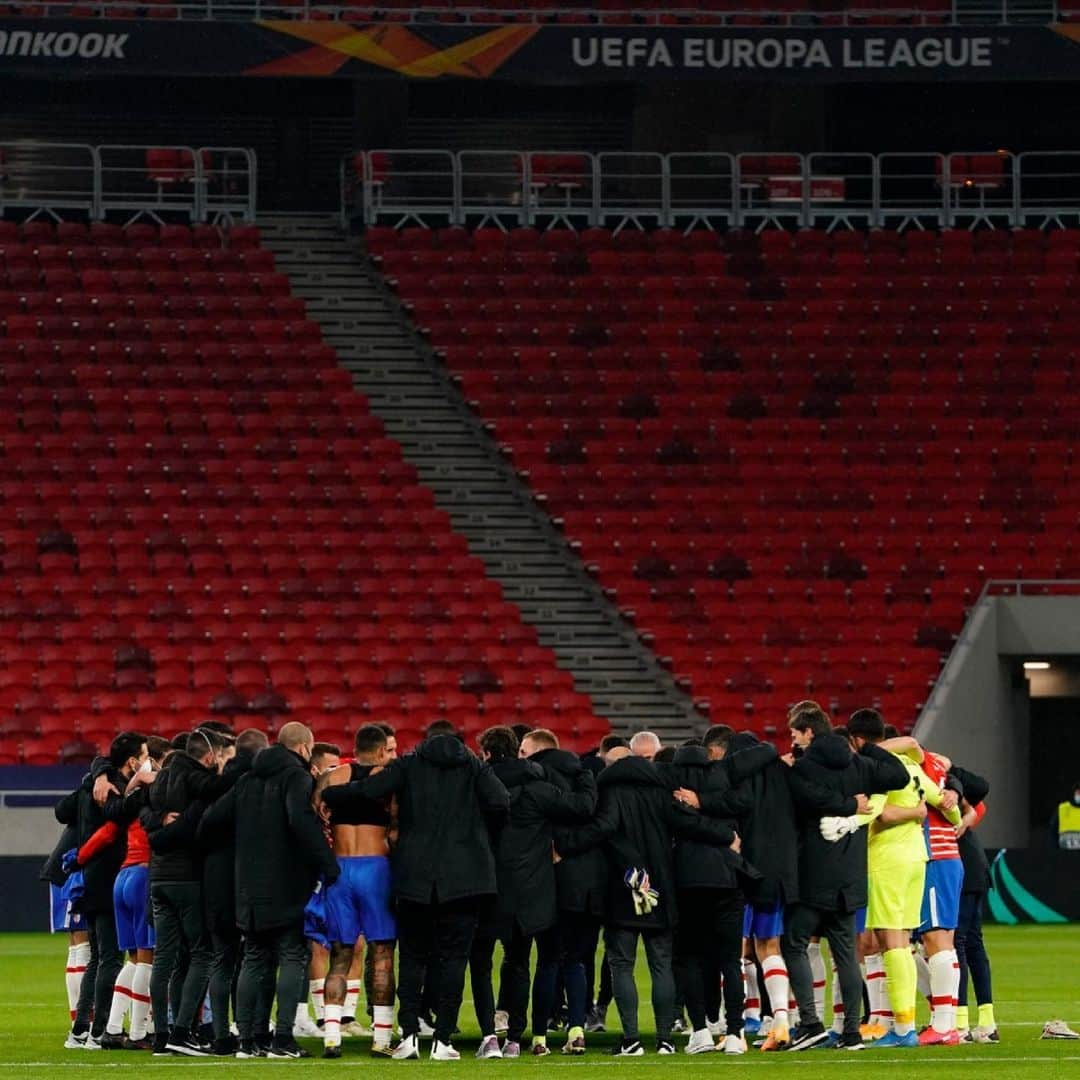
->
[919, 858, 963, 933]
[50, 883, 87, 933]
[324, 856, 396, 945]
[743, 899, 784, 941]
[114, 865, 154, 951]
[854, 905, 867, 935]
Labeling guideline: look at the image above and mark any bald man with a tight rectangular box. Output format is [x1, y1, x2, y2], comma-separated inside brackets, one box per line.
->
[209, 722, 339, 1059]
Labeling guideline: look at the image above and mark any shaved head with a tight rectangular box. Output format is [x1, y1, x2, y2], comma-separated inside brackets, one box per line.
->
[277, 721, 314, 757]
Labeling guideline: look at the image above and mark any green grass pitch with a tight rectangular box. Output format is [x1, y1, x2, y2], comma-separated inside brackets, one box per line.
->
[0, 925, 1078, 1078]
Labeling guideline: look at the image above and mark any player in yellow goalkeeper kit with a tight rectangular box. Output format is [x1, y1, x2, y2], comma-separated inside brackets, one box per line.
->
[843, 711, 961, 1049]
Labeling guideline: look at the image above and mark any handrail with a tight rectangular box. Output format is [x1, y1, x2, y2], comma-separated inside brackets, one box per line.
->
[341, 147, 1080, 231]
[0, 141, 257, 223]
[0, 0, 1063, 26]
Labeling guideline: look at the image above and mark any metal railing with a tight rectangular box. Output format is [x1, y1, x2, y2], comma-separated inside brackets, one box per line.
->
[341, 148, 1080, 231]
[0, 0, 1065, 24]
[0, 142, 256, 223]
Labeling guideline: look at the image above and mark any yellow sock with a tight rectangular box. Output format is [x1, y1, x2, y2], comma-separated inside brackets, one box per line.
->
[883, 948, 917, 1036]
[978, 1004, 996, 1029]
[956, 1005, 970, 1032]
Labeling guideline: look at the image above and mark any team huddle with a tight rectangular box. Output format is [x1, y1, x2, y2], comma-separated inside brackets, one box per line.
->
[44, 701, 998, 1059]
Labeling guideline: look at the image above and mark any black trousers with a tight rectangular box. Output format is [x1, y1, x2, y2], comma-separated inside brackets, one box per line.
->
[674, 888, 744, 1035]
[150, 881, 213, 1035]
[605, 924, 675, 1041]
[208, 923, 242, 1041]
[75, 907, 123, 1037]
[236, 922, 310, 1042]
[534, 912, 598, 1035]
[469, 922, 498, 1038]
[956, 891, 993, 1009]
[397, 896, 479, 1044]
[782, 903, 860, 1036]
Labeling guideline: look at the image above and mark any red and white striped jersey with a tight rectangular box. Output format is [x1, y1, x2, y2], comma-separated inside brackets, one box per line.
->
[922, 751, 960, 862]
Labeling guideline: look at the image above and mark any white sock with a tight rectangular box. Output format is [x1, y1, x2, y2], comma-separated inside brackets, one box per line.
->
[295, 1002, 310, 1026]
[808, 943, 826, 1022]
[788, 998, 800, 1026]
[131, 963, 152, 1040]
[761, 956, 790, 1027]
[106, 961, 136, 1035]
[915, 948, 932, 1000]
[310, 979, 325, 1021]
[324, 1004, 342, 1048]
[742, 957, 761, 1022]
[928, 950, 960, 1034]
[865, 954, 891, 1029]
[344, 980, 361, 1021]
[373, 1004, 394, 1047]
[830, 969, 844, 1033]
[67, 943, 90, 1020]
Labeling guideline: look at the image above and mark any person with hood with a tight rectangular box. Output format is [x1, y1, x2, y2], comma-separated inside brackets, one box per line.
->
[141, 726, 236, 1057]
[44, 797, 89, 1035]
[674, 729, 798, 1051]
[205, 722, 339, 1060]
[196, 727, 269, 1055]
[665, 741, 762, 1055]
[320, 722, 509, 1062]
[55, 731, 148, 1051]
[558, 745, 736, 1057]
[524, 729, 609, 1056]
[470, 727, 596, 1059]
[781, 703, 909, 1051]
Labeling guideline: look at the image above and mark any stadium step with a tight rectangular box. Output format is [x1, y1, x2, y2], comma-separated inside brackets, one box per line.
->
[258, 212, 703, 738]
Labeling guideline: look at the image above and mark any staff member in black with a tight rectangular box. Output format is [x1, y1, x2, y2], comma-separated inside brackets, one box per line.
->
[321, 721, 509, 1061]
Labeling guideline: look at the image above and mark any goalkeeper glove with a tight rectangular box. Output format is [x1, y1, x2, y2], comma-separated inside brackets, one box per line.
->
[819, 816, 861, 842]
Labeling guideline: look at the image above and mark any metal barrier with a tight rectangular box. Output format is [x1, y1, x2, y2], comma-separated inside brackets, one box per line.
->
[344, 147, 1079, 231]
[0, 142, 256, 222]
[0, 0, 1066, 24]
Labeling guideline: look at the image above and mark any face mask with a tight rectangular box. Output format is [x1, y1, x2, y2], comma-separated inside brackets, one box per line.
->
[1072, 793, 1080, 807]
[139, 758, 154, 774]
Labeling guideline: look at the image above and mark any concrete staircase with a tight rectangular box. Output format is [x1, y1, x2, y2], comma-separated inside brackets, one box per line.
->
[258, 212, 704, 740]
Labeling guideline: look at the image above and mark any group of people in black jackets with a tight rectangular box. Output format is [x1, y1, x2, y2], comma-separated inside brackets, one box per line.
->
[49, 701, 991, 1060]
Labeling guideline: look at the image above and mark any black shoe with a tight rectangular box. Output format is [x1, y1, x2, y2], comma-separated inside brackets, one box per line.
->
[608, 1039, 644, 1056]
[235, 1039, 266, 1060]
[789, 1022, 830, 1052]
[268, 1039, 310, 1059]
[123, 1036, 154, 1052]
[656, 1039, 676, 1055]
[323, 1044, 342, 1059]
[100, 1032, 127, 1050]
[166, 1030, 210, 1057]
[152, 1033, 171, 1057]
[213, 1036, 239, 1057]
[834, 1031, 865, 1051]
[198, 1023, 214, 1048]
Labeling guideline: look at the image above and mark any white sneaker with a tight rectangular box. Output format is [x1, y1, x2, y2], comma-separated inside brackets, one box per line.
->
[759, 1016, 773, 1036]
[706, 1018, 725, 1038]
[418, 1018, 435, 1037]
[84, 1034, 102, 1050]
[1041, 1020, 1079, 1040]
[392, 1035, 420, 1059]
[431, 1040, 460, 1061]
[493, 1010, 509, 1035]
[344, 1020, 372, 1038]
[722, 1034, 747, 1055]
[973, 1025, 999, 1044]
[293, 1015, 323, 1039]
[64, 1031, 88, 1050]
[475, 1035, 503, 1059]
[685, 1029, 715, 1054]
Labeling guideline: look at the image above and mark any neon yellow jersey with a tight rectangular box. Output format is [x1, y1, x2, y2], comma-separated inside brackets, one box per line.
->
[866, 754, 945, 872]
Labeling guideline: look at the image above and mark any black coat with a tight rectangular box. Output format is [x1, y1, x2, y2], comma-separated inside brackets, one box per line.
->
[55, 761, 133, 914]
[142, 751, 235, 884]
[41, 822, 78, 887]
[951, 764, 991, 894]
[321, 734, 509, 905]
[699, 734, 797, 906]
[197, 750, 258, 933]
[204, 743, 339, 933]
[531, 748, 608, 917]
[666, 745, 762, 894]
[561, 755, 734, 930]
[786, 735, 910, 912]
[489, 756, 596, 937]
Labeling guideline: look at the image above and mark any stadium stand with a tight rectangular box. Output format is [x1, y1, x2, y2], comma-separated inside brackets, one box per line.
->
[0, 221, 607, 765]
[371, 223, 1080, 732]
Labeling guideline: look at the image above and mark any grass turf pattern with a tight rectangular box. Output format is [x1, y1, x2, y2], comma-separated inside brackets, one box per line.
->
[0, 925, 1078, 1078]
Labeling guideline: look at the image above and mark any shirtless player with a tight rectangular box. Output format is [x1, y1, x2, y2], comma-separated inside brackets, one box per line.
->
[316, 724, 398, 1058]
